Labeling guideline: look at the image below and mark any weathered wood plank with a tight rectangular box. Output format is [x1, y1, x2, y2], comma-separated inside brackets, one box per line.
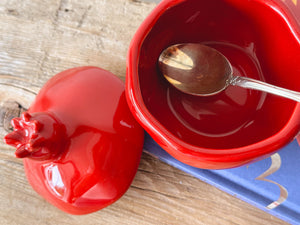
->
[0, 0, 288, 224]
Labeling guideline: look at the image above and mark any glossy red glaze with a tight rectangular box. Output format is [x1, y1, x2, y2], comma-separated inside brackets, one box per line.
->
[4, 67, 144, 215]
[5, 111, 67, 160]
[126, 0, 300, 169]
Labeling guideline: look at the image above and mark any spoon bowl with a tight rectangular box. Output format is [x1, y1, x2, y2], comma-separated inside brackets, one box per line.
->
[159, 43, 232, 96]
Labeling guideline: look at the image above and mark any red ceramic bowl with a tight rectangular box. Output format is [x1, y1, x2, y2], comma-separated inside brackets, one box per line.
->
[126, 0, 300, 169]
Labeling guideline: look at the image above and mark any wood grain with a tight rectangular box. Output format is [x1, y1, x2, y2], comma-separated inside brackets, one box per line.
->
[0, 0, 288, 224]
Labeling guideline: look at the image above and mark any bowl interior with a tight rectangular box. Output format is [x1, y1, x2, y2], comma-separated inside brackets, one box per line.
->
[138, 0, 300, 149]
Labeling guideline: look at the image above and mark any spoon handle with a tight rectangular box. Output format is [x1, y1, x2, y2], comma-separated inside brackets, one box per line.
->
[230, 76, 300, 102]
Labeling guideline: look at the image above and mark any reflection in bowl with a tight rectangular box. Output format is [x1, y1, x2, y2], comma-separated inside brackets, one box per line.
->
[126, 0, 300, 169]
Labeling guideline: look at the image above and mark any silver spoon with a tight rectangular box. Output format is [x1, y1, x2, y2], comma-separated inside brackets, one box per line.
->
[158, 43, 300, 101]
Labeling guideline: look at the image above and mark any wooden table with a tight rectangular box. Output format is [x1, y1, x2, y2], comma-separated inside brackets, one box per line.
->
[0, 0, 288, 224]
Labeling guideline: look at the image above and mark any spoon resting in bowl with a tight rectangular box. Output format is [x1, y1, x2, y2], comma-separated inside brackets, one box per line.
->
[158, 43, 300, 101]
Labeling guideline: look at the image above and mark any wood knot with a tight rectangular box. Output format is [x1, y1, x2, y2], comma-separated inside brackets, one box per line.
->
[0, 101, 27, 132]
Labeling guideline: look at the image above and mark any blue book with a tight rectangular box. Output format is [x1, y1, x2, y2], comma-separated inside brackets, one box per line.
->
[143, 133, 300, 224]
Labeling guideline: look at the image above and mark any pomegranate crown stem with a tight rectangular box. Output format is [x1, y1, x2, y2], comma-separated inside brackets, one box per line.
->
[4, 111, 67, 160]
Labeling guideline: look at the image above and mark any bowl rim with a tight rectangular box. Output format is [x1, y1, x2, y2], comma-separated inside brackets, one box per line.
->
[126, 0, 300, 166]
